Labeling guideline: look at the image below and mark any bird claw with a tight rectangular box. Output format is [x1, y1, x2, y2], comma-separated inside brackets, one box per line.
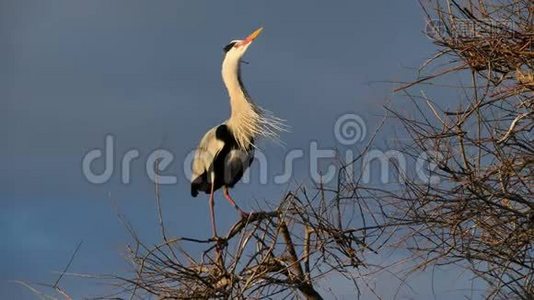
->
[211, 236, 227, 251]
[239, 210, 252, 220]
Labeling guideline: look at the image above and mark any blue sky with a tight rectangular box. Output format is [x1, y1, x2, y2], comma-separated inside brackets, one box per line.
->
[1, 1, 485, 299]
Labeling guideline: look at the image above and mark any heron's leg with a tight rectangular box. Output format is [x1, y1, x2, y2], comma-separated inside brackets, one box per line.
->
[209, 173, 218, 238]
[223, 186, 250, 219]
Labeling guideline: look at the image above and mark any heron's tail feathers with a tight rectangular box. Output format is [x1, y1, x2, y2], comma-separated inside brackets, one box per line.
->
[191, 175, 208, 197]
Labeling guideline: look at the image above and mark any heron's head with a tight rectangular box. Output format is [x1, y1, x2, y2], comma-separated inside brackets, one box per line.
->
[223, 27, 263, 61]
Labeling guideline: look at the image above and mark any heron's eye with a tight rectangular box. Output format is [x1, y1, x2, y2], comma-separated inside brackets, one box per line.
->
[223, 42, 237, 53]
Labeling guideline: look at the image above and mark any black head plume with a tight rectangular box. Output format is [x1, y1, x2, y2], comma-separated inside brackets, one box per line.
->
[223, 42, 237, 53]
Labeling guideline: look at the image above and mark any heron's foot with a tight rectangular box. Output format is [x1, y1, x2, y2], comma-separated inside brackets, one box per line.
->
[211, 236, 227, 251]
[210, 235, 219, 243]
[238, 209, 252, 220]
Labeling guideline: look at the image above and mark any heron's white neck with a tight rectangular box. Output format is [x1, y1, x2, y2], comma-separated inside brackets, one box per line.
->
[222, 56, 254, 110]
[221, 54, 260, 149]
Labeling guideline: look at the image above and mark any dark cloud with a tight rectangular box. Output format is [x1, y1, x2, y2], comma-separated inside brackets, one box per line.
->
[2, 1, 481, 298]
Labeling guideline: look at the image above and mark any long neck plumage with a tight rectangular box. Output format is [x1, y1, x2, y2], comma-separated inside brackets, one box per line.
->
[222, 55, 261, 149]
[221, 53, 286, 150]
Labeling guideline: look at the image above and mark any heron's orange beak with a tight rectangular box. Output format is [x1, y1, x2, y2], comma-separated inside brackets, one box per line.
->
[241, 27, 263, 45]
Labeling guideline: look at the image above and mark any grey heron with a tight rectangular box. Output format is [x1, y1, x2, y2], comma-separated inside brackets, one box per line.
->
[190, 27, 284, 238]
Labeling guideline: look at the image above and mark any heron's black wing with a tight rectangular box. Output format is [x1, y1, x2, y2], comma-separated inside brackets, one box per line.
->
[212, 125, 254, 188]
[221, 148, 254, 188]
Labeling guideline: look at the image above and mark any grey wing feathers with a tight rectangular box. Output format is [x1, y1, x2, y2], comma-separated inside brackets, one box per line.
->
[191, 126, 225, 182]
